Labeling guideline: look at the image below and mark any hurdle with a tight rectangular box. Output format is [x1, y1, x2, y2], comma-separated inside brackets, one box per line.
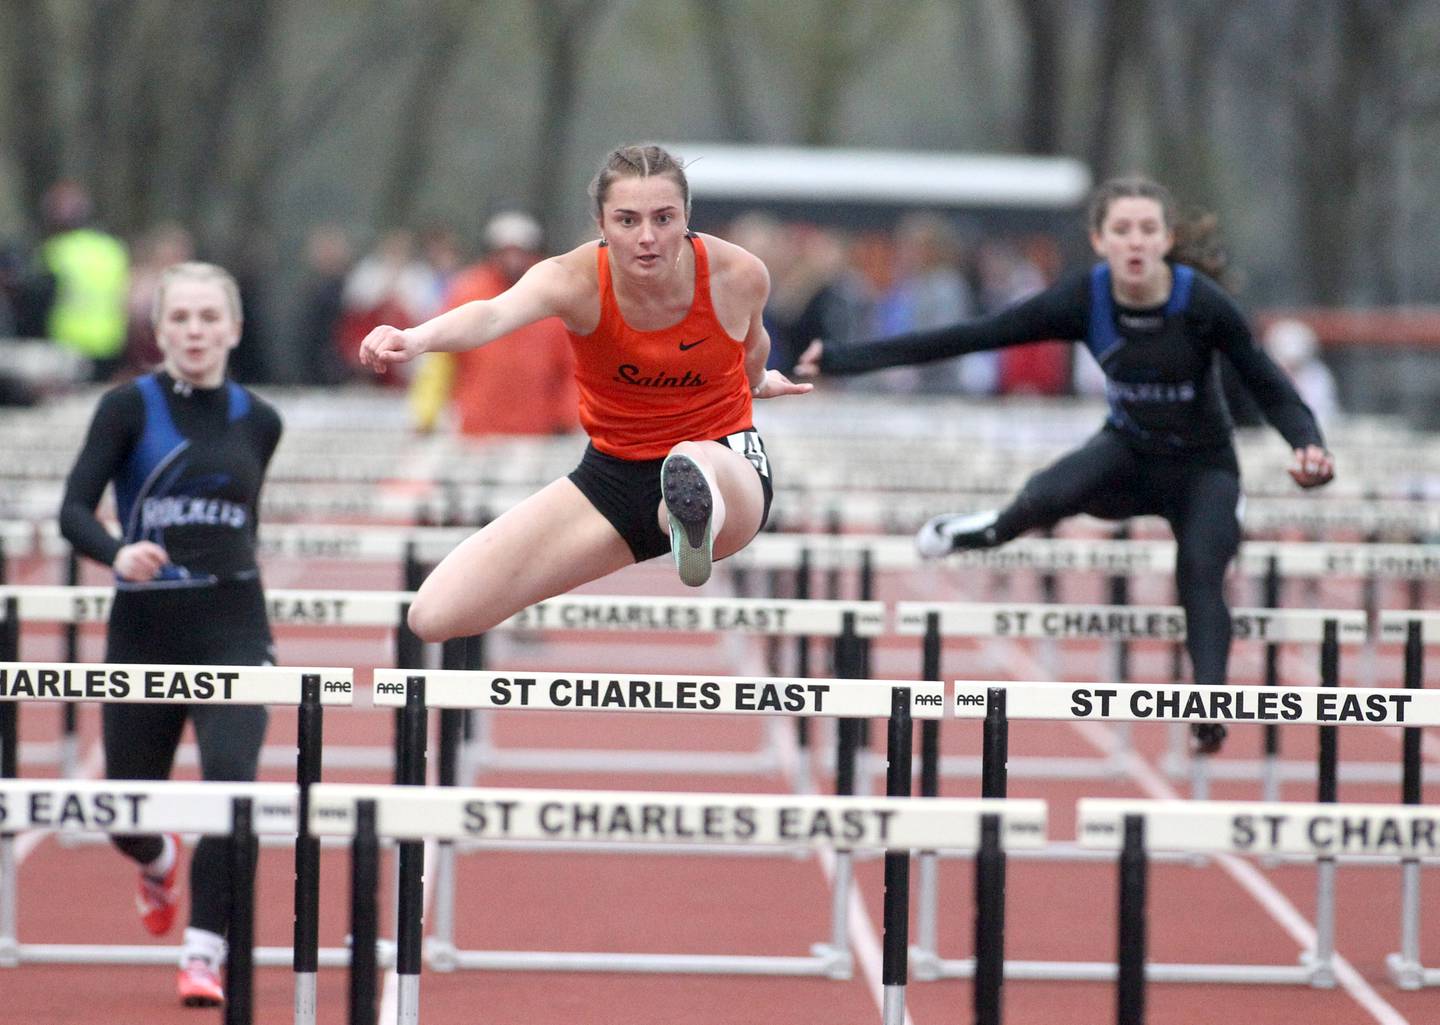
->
[0, 650, 353, 1025]
[0, 583, 427, 777]
[307, 783, 1048, 1025]
[371, 668, 940, 979]
[0, 778, 298, 1025]
[1378, 609, 1440, 989]
[896, 602, 1366, 792]
[1078, 798, 1440, 1022]
[935, 679, 1440, 988]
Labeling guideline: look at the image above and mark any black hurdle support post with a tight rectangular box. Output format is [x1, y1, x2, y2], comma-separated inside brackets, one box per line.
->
[912, 611, 944, 973]
[348, 799, 379, 1025]
[225, 796, 257, 1025]
[1317, 619, 1340, 805]
[1312, 618, 1340, 982]
[293, 673, 323, 1025]
[981, 688, 1008, 799]
[1396, 619, 1425, 979]
[1116, 815, 1147, 1025]
[395, 676, 428, 1020]
[60, 549, 79, 777]
[920, 611, 942, 803]
[430, 640, 467, 966]
[835, 611, 863, 795]
[1261, 554, 1283, 801]
[880, 686, 912, 1025]
[1108, 524, 1133, 770]
[1, 598, 18, 783]
[973, 813, 1006, 1025]
[794, 547, 812, 751]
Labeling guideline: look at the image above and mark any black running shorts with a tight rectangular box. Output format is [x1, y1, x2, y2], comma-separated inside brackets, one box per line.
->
[568, 429, 774, 562]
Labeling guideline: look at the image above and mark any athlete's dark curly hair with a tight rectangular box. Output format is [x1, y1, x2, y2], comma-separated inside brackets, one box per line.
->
[1087, 176, 1228, 282]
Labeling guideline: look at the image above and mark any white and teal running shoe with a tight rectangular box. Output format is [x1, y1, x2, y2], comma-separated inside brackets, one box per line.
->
[661, 453, 714, 586]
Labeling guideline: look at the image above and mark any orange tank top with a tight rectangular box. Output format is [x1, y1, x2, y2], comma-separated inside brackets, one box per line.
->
[568, 235, 753, 460]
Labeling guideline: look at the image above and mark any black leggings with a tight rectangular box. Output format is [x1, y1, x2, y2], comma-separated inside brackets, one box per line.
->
[992, 429, 1242, 687]
[104, 581, 272, 937]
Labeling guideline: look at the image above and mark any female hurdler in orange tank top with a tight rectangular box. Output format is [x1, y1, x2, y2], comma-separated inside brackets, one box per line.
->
[358, 144, 812, 642]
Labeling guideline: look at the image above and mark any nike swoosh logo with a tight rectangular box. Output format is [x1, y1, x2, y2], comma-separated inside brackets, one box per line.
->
[678, 336, 708, 351]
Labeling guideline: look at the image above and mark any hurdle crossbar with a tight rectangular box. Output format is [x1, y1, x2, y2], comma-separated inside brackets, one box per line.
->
[372, 669, 941, 982]
[0, 662, 354, 1025]
[1080, 798, 1440, 1004]
[310, 783, 1046, 1025]
[0, 780, 298, 1025]
[917, 680, 1440, 989]
[1377, 611, 1440, 990]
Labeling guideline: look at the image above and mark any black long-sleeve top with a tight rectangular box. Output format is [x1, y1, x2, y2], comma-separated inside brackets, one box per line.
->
[822, 264, 1324, 455]
[59, 371, 282, 589]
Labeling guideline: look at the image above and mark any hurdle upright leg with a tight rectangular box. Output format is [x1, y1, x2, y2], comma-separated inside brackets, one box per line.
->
[911, 613, 943, 979]
[880, 688, 912, 1025]
[0, 640, 17, 967]
[1387, 621, 1427, 989]
[396, 677, 429, 1023]
[348, 800, 380, 1025]
[293, 674, 323, 1025]
[427, 639, 467, 972]
[225, 797, 257, 1025]
[1305, 621, 1340, 987]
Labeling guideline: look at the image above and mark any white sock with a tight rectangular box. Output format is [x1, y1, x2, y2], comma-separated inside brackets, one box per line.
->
[142, 835, 176, 881]
[182, 927, 227, 969]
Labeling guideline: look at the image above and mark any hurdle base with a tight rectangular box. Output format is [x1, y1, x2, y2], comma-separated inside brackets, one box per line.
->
[938, 753, 1125, 782]
[1160, 753, 1422, 786]
[5, 943, 390, 968]
[1298, 949, 1336, 988]
[918, 955, 1326, 986]
[1386, 952, 1440, 990]
[908, 946, 943, 982]
[440, 947, 849, 978]
[469, 745, 781, 777]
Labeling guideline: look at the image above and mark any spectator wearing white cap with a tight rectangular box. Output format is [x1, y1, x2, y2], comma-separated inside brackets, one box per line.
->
[408, 210, 580, 437]
[1263, 318, 1339, 432]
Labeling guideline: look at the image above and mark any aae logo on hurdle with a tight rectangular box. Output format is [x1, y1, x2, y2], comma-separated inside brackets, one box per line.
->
[1080, 799, 1440, 857]
[372, 669, 943, 717]
[950, 681, 1439, 724]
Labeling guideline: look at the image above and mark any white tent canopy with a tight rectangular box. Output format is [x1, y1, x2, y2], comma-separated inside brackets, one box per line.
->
[670, 143, 1092, 209]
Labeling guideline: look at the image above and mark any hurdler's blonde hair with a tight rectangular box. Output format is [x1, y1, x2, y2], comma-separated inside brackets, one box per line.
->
[151, 261, 243, 326]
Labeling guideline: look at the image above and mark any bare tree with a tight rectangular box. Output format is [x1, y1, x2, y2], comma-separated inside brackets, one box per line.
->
[1012, 0, 1065, 154]
[529, 0, 614, 234]
[374, 0, 475, 230]
[1085, 0, 1147, 178]
[6, 0, 62, 225]
[690, 0, 758, 142]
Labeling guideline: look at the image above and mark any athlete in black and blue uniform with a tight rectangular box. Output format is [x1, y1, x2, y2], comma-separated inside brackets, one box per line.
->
[59, 262, 281, 1007]
[797, 178, 1335, 754]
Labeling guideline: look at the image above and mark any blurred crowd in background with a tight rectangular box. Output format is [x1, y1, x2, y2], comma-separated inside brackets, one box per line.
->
[0, 178, 1338, 437]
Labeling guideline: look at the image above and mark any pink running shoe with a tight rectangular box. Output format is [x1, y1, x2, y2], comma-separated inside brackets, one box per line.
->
[136, 834, 181, 936]
[176, 958, 225, 1008]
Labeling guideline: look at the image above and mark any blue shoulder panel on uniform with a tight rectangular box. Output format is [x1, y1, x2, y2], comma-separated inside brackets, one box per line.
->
[226, 381, 250, 422]
[116, 374, 188, 541]
[1164, 263, 1195, 315]
[1086, 263, 1121, 363]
